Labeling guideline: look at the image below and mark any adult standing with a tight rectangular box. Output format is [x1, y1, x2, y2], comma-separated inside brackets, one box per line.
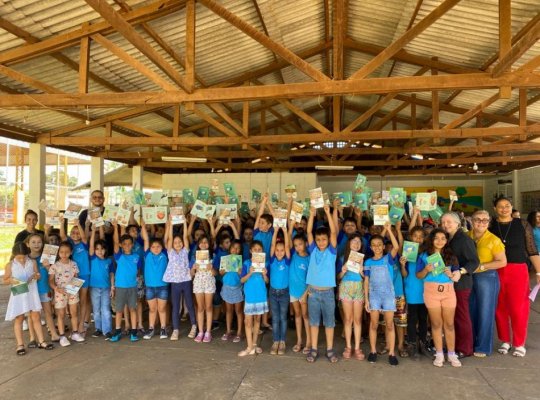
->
[441, 212, 479, 358]
[79, 190, 114, 254]
[14, 210, 44, 245]
[526, 210, 540, 251]
[468, 210, 506, 357]
[489, 198, 540, 357]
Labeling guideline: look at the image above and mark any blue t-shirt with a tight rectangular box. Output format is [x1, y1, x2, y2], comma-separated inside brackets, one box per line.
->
[339, 255, 363, 283]
[144, 250, 168, 287]
[133, 241, 145, 263]
[306, 242, 337, 287]
[336, 231, 349, 259]
[289, 250, 309, 298]
[70, 239, 90, 276]
[534, 227, 540, 253]
[392, 255, 404, 297]
[33, 256, 50, 294]
[90, 255, 113, 288]
[241, 260, 267, 304]
[416, 252, 453, 284]
[222, 255, 242, 287]
[364, 253, 395, 294]
[269, 255, 290, 290]
[404, 259, 424, 304]
[242, 242, 251, 261]
[253, 228, 274, 259]
[213, 247, 229, 283]
[114, 251, 141, 288]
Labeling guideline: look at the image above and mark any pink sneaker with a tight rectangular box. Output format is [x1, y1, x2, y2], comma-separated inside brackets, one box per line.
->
[203, 332, 212, 343]
[194, 332, 204, 343]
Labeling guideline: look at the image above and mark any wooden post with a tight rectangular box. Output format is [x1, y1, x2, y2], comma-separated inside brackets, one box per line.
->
[185, 0, 196, 91]
[499, 0, 512, 98]
[173, 105, 180, 151]
[78, 32, 90, 94]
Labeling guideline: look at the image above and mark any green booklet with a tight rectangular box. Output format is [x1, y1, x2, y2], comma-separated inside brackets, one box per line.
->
[271, 192, 279, 204]
[403, 241, 419, 262]
[183, 188, 195, 205]
[239, 202, 251, 216]
[429, 206, 444, 223]
[389, 206, 405, 225]
[11, 280, 29, 296]
[354, 173, 367, 190]
[224, 183, 236, 197]
[339, 191, 353, 206]
[251, 189, 261, 202]
[354, 193, 368, 211]
[389, 187, 406, 206]
[197, 186, 210, 202]
[427, 252, 446, 276]
[219, 254, 242, 273]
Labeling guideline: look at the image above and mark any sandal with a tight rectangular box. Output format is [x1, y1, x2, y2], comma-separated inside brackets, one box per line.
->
[377, 348, 389, 355]
[255, 347, 263, 354]
[512, 346, 526, 357]
[302, 346, 311, 355]
[38, 342, 54, 350]
[353, 348, 365, 361]
[221, 333, 231, 341]
[232, 335, 241, 343]
[473, 352, 487, 358]
[399, 348, 410, 358]
[238, 348, 256, 357]
[292, 343, 302, 353]
[498, 342, 511, 355]
[326, 349, 339, 363]
[306, 348, 319, 363]
[16, 345, 26, 356]
[28, 340, 38, 349]
[342, 347, 352, 359]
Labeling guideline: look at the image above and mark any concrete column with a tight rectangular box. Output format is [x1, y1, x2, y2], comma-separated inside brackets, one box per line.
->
[91, 157, 104, 193]
[28, 143, 46, 227]
[512, 169, 521, 212]
[132, 165, 144, 191]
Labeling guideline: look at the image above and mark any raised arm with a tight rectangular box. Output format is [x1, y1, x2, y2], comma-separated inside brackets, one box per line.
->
[112, 219, 120, 254]
[164, 218, 173, 251]
[283, 226, 291, 259]
[229, 219, 240, 240]
[287, 217, 295, 249]
[59, 216, 67, 241]
[384, 221, 399, 259]
[254, 193, 268, 230]
[326, 204, 338, 248]
[332, 198, 340, 232]
[187, 215, 196, 245]
[396, 220, 404, 252]
[89, 226, 97, 256]
[270, 226, 279, 258]
[75, 219, 87, 245]
[307, 207, 315, 246]
[140, 218, 149, 251]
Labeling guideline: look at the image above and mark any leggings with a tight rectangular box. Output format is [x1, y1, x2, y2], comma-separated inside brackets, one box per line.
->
[171, 281, 196, 329]
[406, 303, 428, 343]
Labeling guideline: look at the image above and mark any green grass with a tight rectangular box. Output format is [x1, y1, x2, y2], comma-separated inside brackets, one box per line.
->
[0, 225, 24, 271]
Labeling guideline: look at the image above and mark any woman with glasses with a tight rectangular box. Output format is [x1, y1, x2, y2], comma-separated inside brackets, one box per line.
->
[489, 197, 540, 357]
[468, 210, 506, 357]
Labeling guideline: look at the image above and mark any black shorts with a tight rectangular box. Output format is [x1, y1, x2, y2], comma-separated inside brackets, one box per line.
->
[115, 287, 137, 310]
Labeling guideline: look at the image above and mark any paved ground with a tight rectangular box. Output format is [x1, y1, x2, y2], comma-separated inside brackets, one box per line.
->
[1, 280, 539, 400]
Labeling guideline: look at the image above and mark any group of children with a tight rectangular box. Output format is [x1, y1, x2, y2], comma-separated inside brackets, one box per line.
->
[5, 194, 468, 367]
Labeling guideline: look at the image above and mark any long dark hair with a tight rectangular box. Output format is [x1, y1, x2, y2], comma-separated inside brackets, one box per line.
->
[343, 233, 363, 264]
[527, 210, 540, 228]
[426, 228, 458, 267]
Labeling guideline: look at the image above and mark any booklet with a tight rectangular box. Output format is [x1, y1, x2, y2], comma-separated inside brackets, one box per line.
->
[339, 191, 353, 206]
[170, 206, 185, 225]
[416, 192, 437, 211]
[252, 252, 266, 273]
[371, 192, 382, 205]
[290, 201, 304, 223]
[88, 207, 104, 227]
[251, 189, 262, 202]
[427, 253, 446, 276]
[196, 250, 210, 270]
[345, 251, 364, 274]
[224, 183, 236, 197]
[389, 206, 405, 225]
[382, 190, 390, 204]
[204, 205, 216, 220]
[389, 188, 406, 207]
[116, 207, 131, 227]
[429, 206, 444, 223]
[142, 206, 168, 224]
[274, 208, 288, 228]
[45, 209, 61, 226]
[197, 186, 210, 202]
[449, 190, 458, 202]
[40, 244, 59, 264]
[102, 205, 118, 222]
[191, 200, 209, 219]
[372, 204, 389, 226]
[219, 254, 242, 273]
[403, 241, 419, 263]
[10, 280, 29, 296]
[183, 188, 195, 205]
[285, 184, 297, 199]
[309, 188, 324, 209]
[216, 204, 238, 220]
[354, 193, 368, 211]
[271, 193, 279, 205]
[218, 207, 232, 225]
[65, 277, 85, 296]
[149, 191, 167, 206]
[354, 174, 367, 190]
[64, 203, 83, 221]
[323, 193, 330, 206]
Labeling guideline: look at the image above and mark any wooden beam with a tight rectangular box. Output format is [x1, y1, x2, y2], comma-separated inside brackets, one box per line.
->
[38, 125, 540, 147]
[198, 0, 330, 82]
[185, 0, 196, 91]
[113, 120, 168, 138]
[192, 107, 239, 137]
[207, 103, 245, 136]
[172, 105, 180, 151]
[78, 34, 91, 94]
[84, 0, 191, 92]
[105, 122, 112, 151]
[431, 57, 440, 144]
[0, 65, 63, 94]
[277, 99, 332, 134]
[5, 71, 540, 108]
[444, 93, 501, 130]
[243, 99, 249, 137]
[332, 0, 346, 132]
[349, 0, 462, 79]
[498, 0, 512, 97]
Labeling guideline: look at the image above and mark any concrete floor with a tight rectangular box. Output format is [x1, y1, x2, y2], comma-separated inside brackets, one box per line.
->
[1, 283, 539, 400]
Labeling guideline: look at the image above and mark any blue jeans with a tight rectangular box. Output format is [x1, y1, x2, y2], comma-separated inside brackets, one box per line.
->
[470, 270, 500, 355]
[270, 288, 290, 342]
[91, 287, 112, 334]
[307, 287, 336, 328]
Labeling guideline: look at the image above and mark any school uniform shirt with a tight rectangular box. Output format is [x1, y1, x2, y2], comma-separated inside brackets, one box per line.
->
[69, 239, 90, 277]
[253, 227, 274, 259]
[144, 250, 168, 287]
[336, 231, 349, 259]
[90, 255, 113, 288]
[306, 242, 337, 288]
[32, 256, 50, 294]
[338, 255, 362, 283]
[415, 252, 453, 284]
[364, 254, 394, 292]
[404, 258, 424, 304]
[391, 255, 404, 297]
[269, 255, 291, 290]
[114, 251, 141, 288]
[213, 247, 228, 283]
[242, 242, 251, 261]
[241, 260, 267, 304]
[289, 249, 310, 298]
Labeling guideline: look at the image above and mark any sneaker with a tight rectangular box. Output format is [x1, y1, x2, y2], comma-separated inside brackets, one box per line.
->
[59, 336, 71, 347]
[23, 319, 28, 331]
[221, 333, 231, 341]
[389, 355, 399, 366]
[137, 328, 146, 336]
[143, 328, 155, 340]
[110, 332, 122, 342]
[71, 332, 85, 342]
[270, 342, 279, 355]
[188, 325, 197, 339]
[160, 329, 168, 339]
[194, 332, 204, 343]
[170, 330, 179, 341]
[203, 332, 212, 343]
[130, 333, 139, 342]
[433, 353, 444, 367]
[278, 341, 286, 355]
[367, 352, 377, 363]
[41, 319, 46, 326]
[92, 330, 103, 338]
[420, 339, 435, 357]
[104, 332, 113, 341]
[448, 354, 462, 367]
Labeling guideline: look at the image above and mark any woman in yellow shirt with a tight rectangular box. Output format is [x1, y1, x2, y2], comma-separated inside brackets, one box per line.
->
[469, 210, 506, 357]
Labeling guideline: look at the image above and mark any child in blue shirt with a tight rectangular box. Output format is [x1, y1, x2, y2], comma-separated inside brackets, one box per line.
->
[416, 228, 461, 368]
[364, 222, 400, 366]
[238, 240, 268, 357]
[220, 239, 244, 342]
[268, 226, 291, 355]
[89, 225, 113, 339]
[141, 218, 169, 340]
[304, 204, 338, 363]
[110, 220, 141, 343]
[127, 223, 145, 335]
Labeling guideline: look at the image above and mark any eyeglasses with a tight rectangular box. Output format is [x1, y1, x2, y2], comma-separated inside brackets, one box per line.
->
[472, 218, 490, 224]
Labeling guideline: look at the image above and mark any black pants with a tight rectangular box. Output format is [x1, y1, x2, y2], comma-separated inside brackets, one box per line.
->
[407, 303, 428, 343]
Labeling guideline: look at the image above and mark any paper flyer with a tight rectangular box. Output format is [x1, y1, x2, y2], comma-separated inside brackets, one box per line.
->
[529, 283, 540, 302]
[64, 203, 83, 221]
[403, 241, 419, 263]
[372, 204, 389, 226]
[88, 207, 104, 227]
[309, 187, 324, 209]
[40, 244, 59, 264]
[170, 206, 185, 225]
[65, 277, 85, 296]
[274, 208, 288, 228]
[345, 251, 364, 274]
[290, 201, 304, 223]
[251, 252, 266, 273]
[219, 254, 242, 273]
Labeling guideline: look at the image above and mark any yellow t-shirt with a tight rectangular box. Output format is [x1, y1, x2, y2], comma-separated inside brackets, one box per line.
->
[469, 230, 505, 273]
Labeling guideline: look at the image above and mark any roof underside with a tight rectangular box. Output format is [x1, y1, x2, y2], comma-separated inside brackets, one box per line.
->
[0, 0, 538, 176]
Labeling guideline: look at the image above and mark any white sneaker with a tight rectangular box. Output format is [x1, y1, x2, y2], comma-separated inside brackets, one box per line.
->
[22, 319, 28, 331]
[41, 319, 46, 326]
[71, 332, 85, 342]
[170, 329, 179, 341]
[59, 336, 71, 347]
[188, 325, 197, 339]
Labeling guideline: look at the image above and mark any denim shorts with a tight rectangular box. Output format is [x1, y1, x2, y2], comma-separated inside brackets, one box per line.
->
[80, 274, 90, 289]
[307, 287, 336, 328]
[39, 292, 51, 303]
[369, 290, 396, 312]
[145, 285, 169, 301]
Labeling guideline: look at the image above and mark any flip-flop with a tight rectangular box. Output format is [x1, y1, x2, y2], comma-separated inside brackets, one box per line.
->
[16, 345, 26, 356]
[302, 346, 311, 355]
[306, 348, 318, 363]
[238, 348, 256, 357]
